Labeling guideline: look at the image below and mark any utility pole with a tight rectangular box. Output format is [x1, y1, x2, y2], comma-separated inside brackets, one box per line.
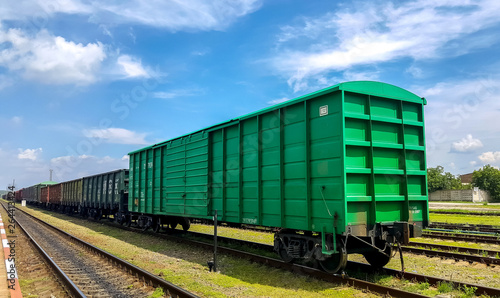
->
[49, 169, 53, 181]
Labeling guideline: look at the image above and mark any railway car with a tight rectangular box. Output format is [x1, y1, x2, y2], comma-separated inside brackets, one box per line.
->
[40, 183, 62, 209]
[40, 186, 48, 205]
[48, 183, 62, 209]
[128, 81, 429, 273]
[80, 169, 129, 220]
[61, 178, 83, 214]
[14, 189, 23, 202]
[23, 181, 58, 205]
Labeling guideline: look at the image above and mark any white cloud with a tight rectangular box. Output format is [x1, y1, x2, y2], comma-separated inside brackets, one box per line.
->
[117, 55, 149, 78]
[451, 135, 483, 153]
[342, 70, 380, 82]
[18, 148, 42, 161]
[420, 76, 500, 173]
[0, 75, 14, 90]
[122, 155, 130, 161]
[152, 89, 200, 99]
[272, 0, 500, 92]
[49, 154, 128, 182]
[1, 0, 261, 31]
[11, 116, 22, 124]
[478, 152, 500, 164]
[406, 65, 424, 78]
[83, 128, 148, 145]
[93, 0, 262, 31]
[267, 97, 290, 105]
[0, 0, 91, 22]
[470, 161, 477, 167]
[191, 49, 210, 56]
[0, 28, 106, 85]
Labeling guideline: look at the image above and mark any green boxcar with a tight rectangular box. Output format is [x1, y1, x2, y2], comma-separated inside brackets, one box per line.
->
[23, 181, 58, 204]
[129, 81, 428, 272]
[61, 178, 83, 212]
[82, 169, 129, 219]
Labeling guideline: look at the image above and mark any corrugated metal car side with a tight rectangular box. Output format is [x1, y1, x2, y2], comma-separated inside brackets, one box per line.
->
[62, 179, 83, 206]
[83, 170, 128, 209]
[129, 133, 209, 217]
[48, 184, 62, 205]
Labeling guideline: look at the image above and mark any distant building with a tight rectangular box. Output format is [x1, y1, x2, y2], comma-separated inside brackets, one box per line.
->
[460, 173, 473, 185]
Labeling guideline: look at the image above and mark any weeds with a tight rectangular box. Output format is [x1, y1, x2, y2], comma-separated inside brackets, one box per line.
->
[460, 285, 477, 298]
[437, 281, 454, 293]
[149, 287, 164, 298]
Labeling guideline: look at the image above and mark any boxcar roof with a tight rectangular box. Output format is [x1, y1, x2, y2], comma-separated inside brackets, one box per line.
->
[39, 181, 58, 185]
[82, 168, 128, 179]
[129, 81, 425, 154]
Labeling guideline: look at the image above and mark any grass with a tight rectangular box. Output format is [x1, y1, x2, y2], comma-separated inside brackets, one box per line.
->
[429, 213, 500, 226]
[149, 287, 165, 298]
[17, 206, 370, 298]
[437, 281, 454, 293]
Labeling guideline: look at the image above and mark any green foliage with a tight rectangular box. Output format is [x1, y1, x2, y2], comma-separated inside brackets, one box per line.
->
[149, 287, 165, 298]
[437, 281, 454, 293]
[427, 166, 464, 192]
[472, 165, 500, 200]
[460, 285, 477, 298]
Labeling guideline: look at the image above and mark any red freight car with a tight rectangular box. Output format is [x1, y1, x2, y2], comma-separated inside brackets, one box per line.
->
[48, 183, 62, 209]
[41, 186, 48, 205]
[14, 189, 23, 202]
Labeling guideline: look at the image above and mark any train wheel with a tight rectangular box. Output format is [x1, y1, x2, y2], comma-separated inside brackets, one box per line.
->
[181, 218, 190, 231]
[278, 248, 294, 263]
[125, 216, 132, 227]
[153, 217, 162, 233]
[93, 209, 102, 221]
[319, 248, 347, 274]
[168, 218, 178, 230]
[363, 245, 393, 269]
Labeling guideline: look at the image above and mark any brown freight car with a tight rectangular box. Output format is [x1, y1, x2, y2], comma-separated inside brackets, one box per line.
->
[47, 183, 62, 210]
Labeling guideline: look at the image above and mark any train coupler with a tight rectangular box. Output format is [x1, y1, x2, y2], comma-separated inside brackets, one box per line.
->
[382, 222, 410, 245]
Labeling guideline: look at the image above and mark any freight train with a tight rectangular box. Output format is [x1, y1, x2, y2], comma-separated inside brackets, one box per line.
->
[13, 81, 429, 273]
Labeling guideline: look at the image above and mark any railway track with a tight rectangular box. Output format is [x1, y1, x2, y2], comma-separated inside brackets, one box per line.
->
[15, 206, 428, 298]
[20, 205, 500, 297]
[6, 203, 197, 298]
[423, 231, 500, 245]
[164, 230, 500, 297]
[408, 241, 500, 258]
[429, 222, 500, 234]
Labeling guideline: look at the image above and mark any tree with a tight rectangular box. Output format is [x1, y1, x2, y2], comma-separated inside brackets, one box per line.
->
[472, 165, 500, 200]
[427, 166, 463, 193]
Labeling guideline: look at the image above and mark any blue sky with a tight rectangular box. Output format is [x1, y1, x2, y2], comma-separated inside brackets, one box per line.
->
[1, 0, 500, 189]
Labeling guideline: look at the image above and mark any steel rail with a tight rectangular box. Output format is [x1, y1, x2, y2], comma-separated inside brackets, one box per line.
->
[408, 241, 500, 257]
[401, 246, 500, 265]
[13, 205, 198, 298]
[429, 222, 500, 234]
[1, 203, 86, 298]
[423, 231, 500, 245]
